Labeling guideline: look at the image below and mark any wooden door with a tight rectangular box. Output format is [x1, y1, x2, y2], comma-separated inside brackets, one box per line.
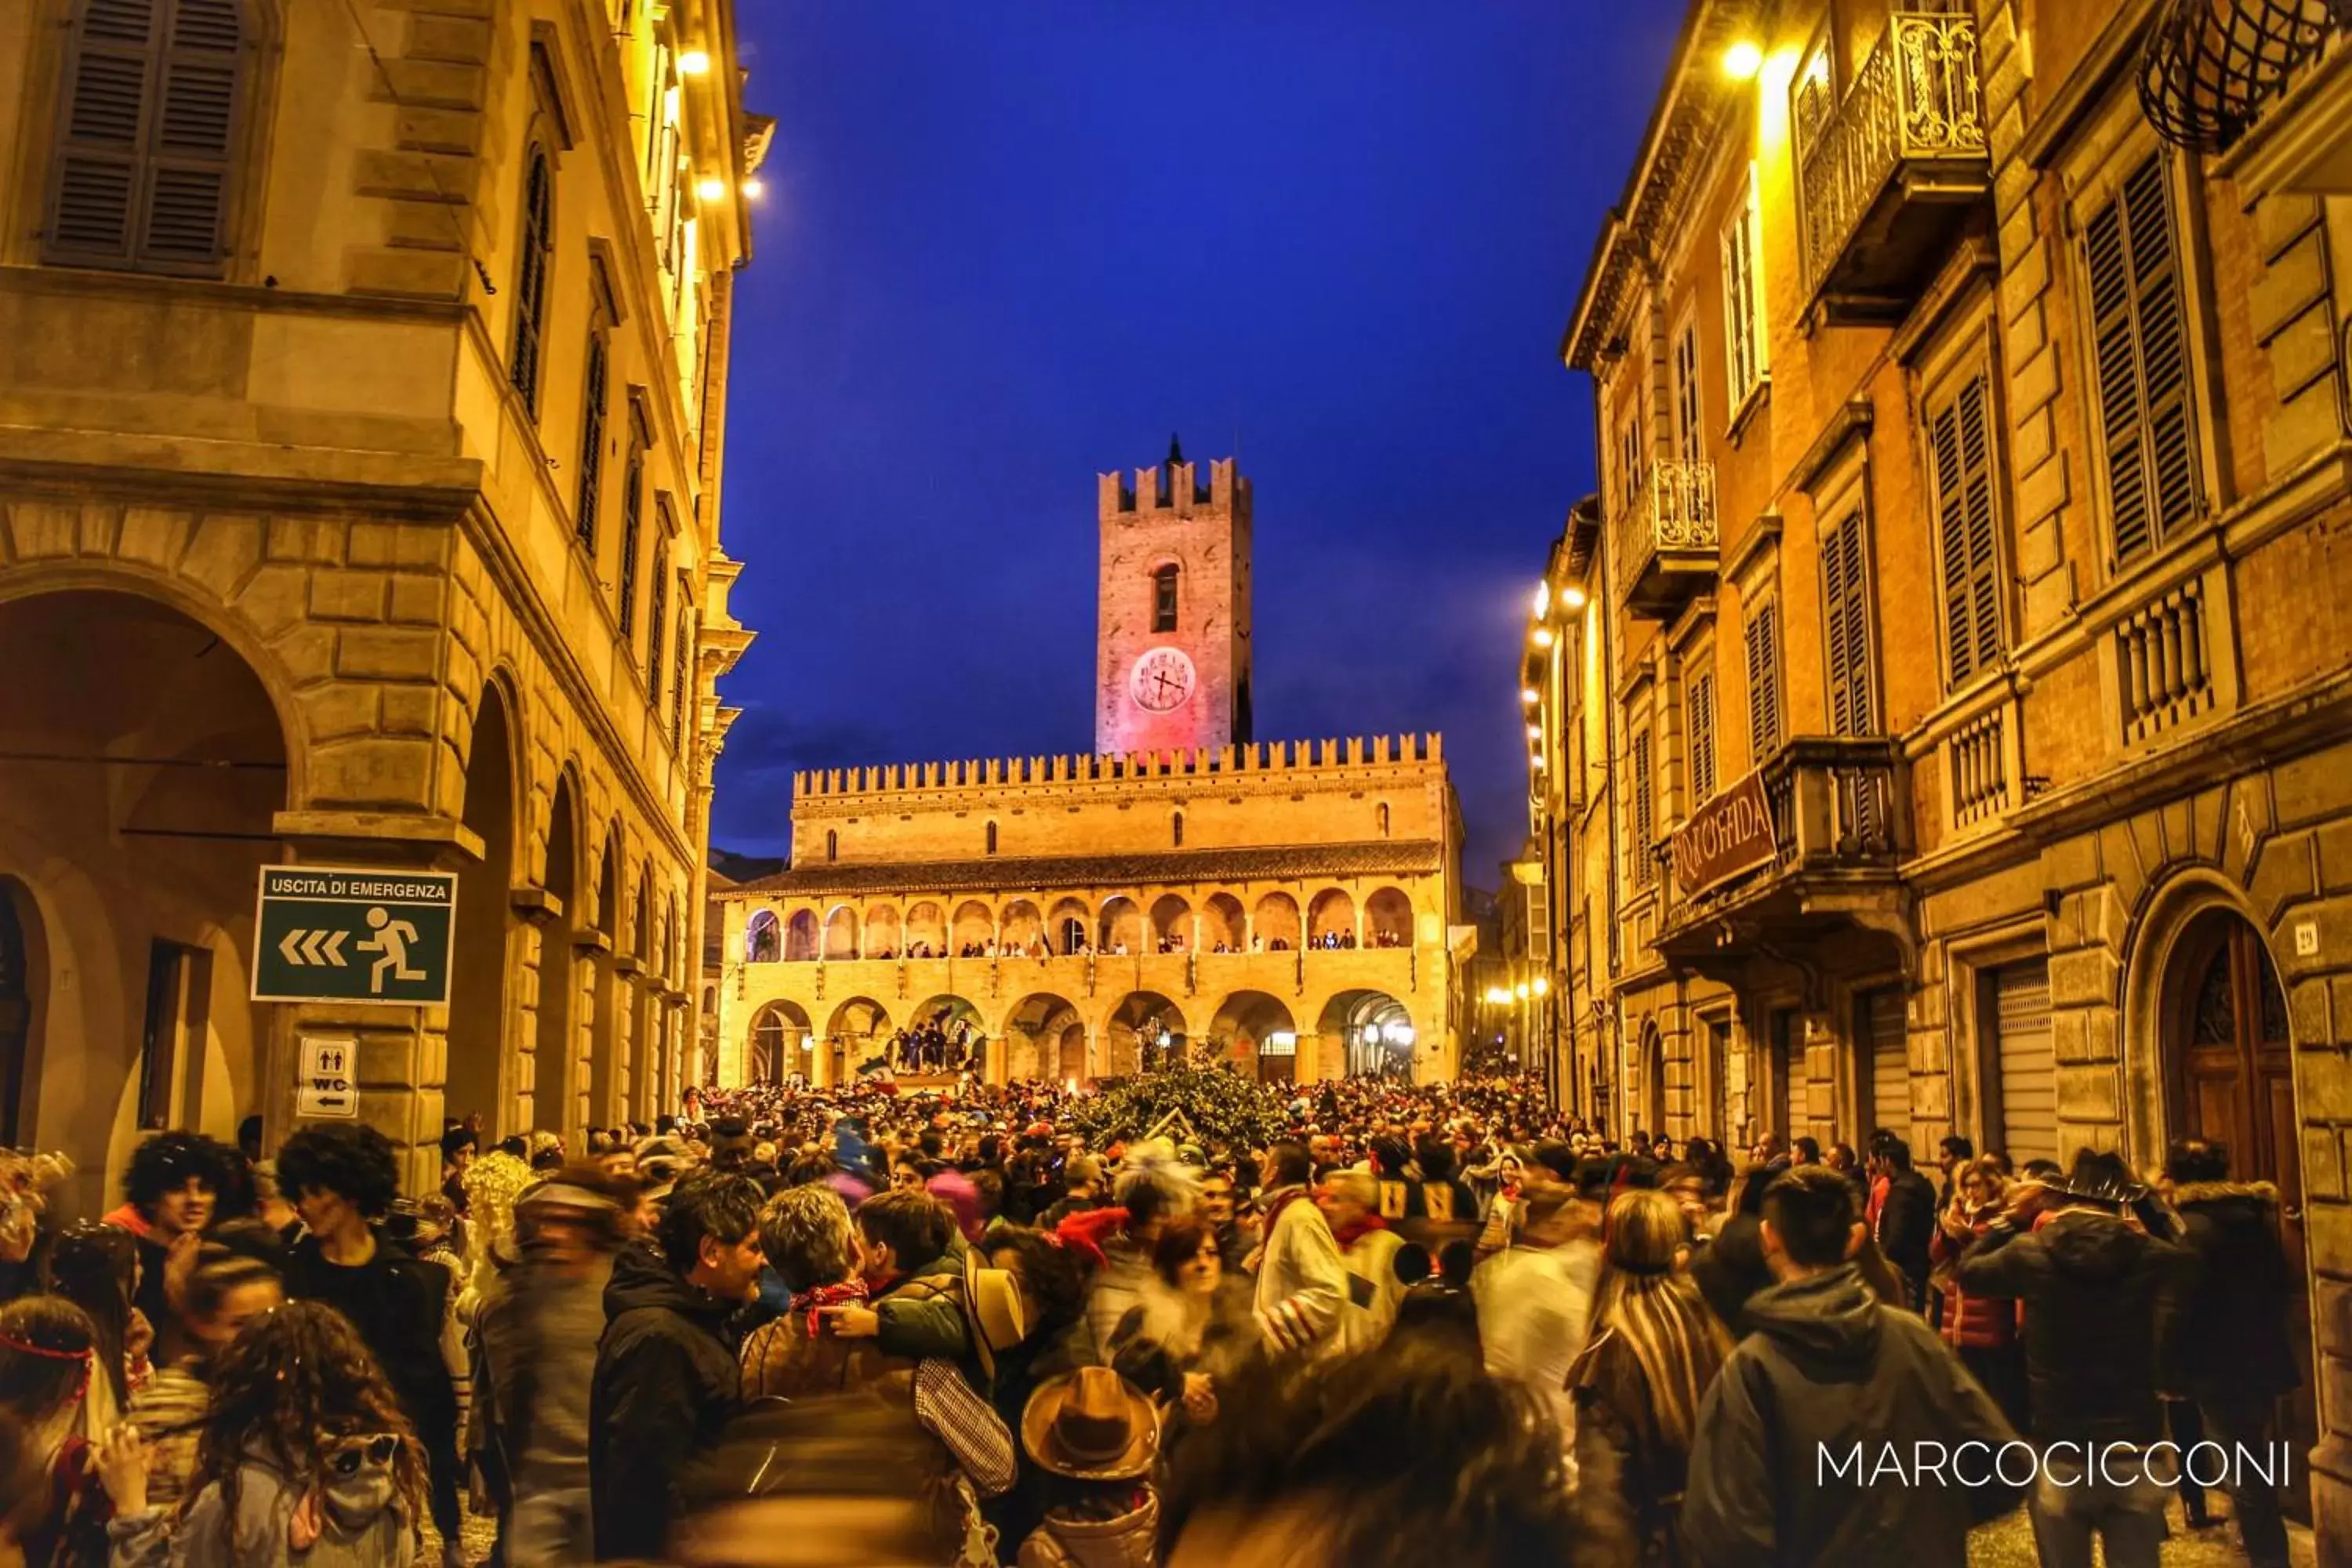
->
[2172, 915, 2310, 1520]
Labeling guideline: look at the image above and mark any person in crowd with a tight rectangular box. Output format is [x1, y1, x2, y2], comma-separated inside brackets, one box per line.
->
[1106, 1213, 1248, 1443]
[277, 1123, 463, 1563]
[1566, 1189, 1730, 1563]
[124, 1236, 285, 1511]
[1682, 1167, 2024, 1566]
[1936, 1135, 1976, 1210]
[0, 1295, 112, 1564]
[739, 1184, 887, 1400]
[45, 1221, 147, 1427]
[1314, 1171, 1403, 1354]
[1013, 1366, 1160, 1566]
[2157, 1138, 2296, 1568]
[1071, 1149, 1197, 1355]
[823, 1189, 993, 1391]
[1247, 1142, 1346, 1363]
[472, 1166, 630, 1567]
[1475, 1185, 1599, 1464]
[1865, 1131, 1936, 1312]
[1038, 1157, 1105, 1229]
[94, 1300, 429, 1568]
[102, 1132, 234, 1363]
[1956, 1149, 2187, 1568]
[1688, 1157, 1784, 1334]
[438, 1126, 475, 1222]
[1929, 1154, 2027, 1430]
[247, 1162, 301, 1248]
[590, 1168, 766, 1562]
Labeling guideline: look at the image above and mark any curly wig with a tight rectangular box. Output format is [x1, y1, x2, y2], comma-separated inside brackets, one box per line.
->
[276, 1124, 401, 1219]
[124, 1131, 236, 1212]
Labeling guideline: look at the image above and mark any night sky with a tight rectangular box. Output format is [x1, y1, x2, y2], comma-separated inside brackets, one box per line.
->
[714, 2, 1678, 887]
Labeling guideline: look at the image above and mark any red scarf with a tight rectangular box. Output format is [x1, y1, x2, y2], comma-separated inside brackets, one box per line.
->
[1333, 1212, 1388, 1250]
[791, 1279, 868, 1338]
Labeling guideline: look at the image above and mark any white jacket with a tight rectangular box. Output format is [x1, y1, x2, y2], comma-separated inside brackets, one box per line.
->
[1250, 1189, 1347, 1359]
[1472, 1237, 1600, 1459]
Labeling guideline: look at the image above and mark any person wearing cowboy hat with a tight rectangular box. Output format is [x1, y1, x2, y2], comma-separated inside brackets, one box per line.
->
[1016, 1366, 1160, 1568]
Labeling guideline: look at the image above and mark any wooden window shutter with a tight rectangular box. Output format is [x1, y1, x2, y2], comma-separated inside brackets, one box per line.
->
[2086, 155, 2199, 568]
[510, 150, 554, 418]
[576, 332, 608, 547]
[1822, 516, 1876, 736]
[672, 597, 693, 739]
[1631, 726, 1655, 887]
[647, 536, 669, 697]
[48, 0, 244, 274]
[1688, 671, 1718, 804]
[617, 448, 642, 639]
[1745, 600, 1783, 760]
[1930, 372, 2005, 688]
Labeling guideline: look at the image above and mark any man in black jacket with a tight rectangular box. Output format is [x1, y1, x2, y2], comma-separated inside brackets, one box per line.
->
[1957, 1149, 2188, 1568]
[1867, 1131, 1937, 1312]
[1682, 1167, 2023, 1566]
[590, 1168, 767, 1562]
[2158, 1138, 2296, 1568]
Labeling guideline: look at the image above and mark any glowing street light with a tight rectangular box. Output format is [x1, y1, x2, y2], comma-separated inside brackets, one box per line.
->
[678, 49, 712, 74]
[697, 177, 727, 201]
[1532, 626, 1555, 648]
[1532, 583, 1551, 619]
[742, 178, 765, 199]
[1521, 687, 1539, 705]
[1533, 976, 1550, 996]
[1723, 40, 1764, 80]
[1559, 585, 1588, 612]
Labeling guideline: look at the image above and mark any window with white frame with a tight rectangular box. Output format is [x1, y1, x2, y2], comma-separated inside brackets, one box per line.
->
[1721, 164, 1767, 411]
[1672, 318, 1703, 465]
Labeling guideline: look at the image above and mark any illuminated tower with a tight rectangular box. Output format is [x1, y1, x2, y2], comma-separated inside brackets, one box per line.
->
[1095, 437, 1254, 754]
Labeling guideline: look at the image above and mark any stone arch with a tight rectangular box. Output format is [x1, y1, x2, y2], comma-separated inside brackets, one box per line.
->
[1044, 897, 1089, 955]
[448, 676, 519, 1135]
[1002, 899, 1044, 954]
[1098, 896, 1143, 953]
[1102, 991, 1188, 1076]
[822, 904, 858, 960]
[745, 909, 781, 963]
[1307, 887, 1357, 947]
[1253, 891, 1301, 950]
[1201, 892, 1245, 952]
[1365, 887, 1414, 949]
[748, 1000, 812, 1084]
[905, 901, 946, 956]
[1001, 992, 1085, 1083]
[586, 824, 626, 1128]
[532, 771, 581, 1132]
[0, 880, 42, 1146]
[1213, 991, 1298, 1083]
[784, 909, 817, 961]
[952, 899, 993, 953]
[1639, 1019, 1666, 1138]
[826, 996, 893, 1069]
[1317, 989, 1415, 1077]
[863, 902, 902, 958]
[1149, 893, 1191, 950]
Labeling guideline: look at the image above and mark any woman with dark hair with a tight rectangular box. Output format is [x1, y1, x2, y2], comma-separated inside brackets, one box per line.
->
[103, 1133, 234, 1358]
[94, 1300, 430, 1566]
[125, 1239, 285, 1511]
[45, 1221, 146, 1423]
[1106, 1214, 1249, 1440]
[0, 1295, 111, 1564]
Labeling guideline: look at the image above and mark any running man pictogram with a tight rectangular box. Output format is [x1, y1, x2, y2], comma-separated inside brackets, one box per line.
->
[357, 906, 426, 995]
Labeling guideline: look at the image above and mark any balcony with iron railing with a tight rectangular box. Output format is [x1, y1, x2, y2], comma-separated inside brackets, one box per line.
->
[1796, 11, 1992, 324]
[1613, 458, 1720, 616]
[1651, 736, 1913, 972]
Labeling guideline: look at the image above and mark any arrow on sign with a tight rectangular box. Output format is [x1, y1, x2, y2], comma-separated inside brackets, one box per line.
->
[278, 929, 352, 967]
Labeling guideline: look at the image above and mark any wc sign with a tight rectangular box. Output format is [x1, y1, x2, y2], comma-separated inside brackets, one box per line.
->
[250, 866, 456, 1006]
[297, 1036, 359, 1120]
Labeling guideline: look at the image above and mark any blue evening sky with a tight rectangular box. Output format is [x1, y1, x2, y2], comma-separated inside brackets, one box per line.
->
[713, 2, 1678, 886]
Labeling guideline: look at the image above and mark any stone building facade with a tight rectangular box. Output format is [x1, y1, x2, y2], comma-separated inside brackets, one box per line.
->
[0, 0, 760, 1202]
[1095, 446, 1254, 757]
[1526, 0, 2352, 1537]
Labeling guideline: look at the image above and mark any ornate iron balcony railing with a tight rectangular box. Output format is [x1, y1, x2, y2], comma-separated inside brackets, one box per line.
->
[1613, 458, 1719, 608]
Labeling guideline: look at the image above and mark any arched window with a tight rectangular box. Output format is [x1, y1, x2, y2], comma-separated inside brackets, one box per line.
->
[1151, 564, 1180, 633]
[575, 328, 608, 546]
[1377, 801, 1391, 838]
[45, 0, 250, 278]
[510, 148, 554, 418]
[985, 820, 999, 855]
[826, 829, 838, 862]
[1172, 811, 1185, 848]
[745, 910, 779, 964]
[616, 437, 644, 639]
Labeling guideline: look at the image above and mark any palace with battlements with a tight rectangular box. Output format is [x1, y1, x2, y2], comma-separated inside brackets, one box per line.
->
[708, 449, 1468, 1087]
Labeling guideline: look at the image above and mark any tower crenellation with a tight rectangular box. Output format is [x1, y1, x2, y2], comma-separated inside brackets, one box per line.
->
[1097, 441, 1254, 753]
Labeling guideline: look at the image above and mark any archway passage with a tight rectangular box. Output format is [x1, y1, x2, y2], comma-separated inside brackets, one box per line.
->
[749, 1000, 812, 1084]
[533, 776, 580, 1134]
[1002, 993, 1081, 1083]
[1211, 991, 1297, 1085]
[1047, 898, 1089, 956]
[863, 903, 902, 959]
[1003, 900, 1044, 956]
[2165, 907, 2309, 1521]
[784, 909, 817, 961]
[1149, 894, 1191, 953]
[1098, 897, 1142, 955]
[951, 900, 993, 955]
[904, 902, 946, 957]
[0, 590, 289, 1175]
[827, 996, 893, 1074]
[1308, 888, 1357, 949]
[1252, 892, 1300, 951]
[822, 906, 858, 960]
[1319, 989, 1414, 1078]
[448, 684, 517, 1136]
[1104, 991, 1186, 1076]
[1201, 893, 1244, 953]
[745, 909, 781, 963]
[1365, 887, 1414, 949]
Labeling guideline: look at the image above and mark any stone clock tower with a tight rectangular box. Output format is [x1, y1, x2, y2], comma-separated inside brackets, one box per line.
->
[1095, 439, 1254, 755]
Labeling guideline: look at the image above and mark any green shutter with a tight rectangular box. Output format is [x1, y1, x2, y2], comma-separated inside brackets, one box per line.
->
[1932, 372, 2005, 688]
[1689, 671, 1717, 804]
[1746, 601, 1782, 762]
[2089, 155, 2201, 568]
[1822, 517, 1876, 737]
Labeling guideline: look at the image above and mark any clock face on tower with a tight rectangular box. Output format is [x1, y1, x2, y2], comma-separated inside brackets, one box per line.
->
[1129, 647, 1197, 713]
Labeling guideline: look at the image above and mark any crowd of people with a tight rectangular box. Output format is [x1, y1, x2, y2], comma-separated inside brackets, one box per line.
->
[0, 1070, 2307, 1567]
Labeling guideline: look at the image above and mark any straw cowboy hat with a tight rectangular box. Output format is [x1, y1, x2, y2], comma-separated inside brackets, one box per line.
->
[1021, 1366, 1160, 1481]
[962, 1247, 1026, 1381]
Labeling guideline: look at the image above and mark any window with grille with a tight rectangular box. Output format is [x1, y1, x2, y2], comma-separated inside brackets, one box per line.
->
[1619, 413, 1645, 514]
[1928, 369, 2006, 689]
[616, 446, 643, 640]
[1745, 598, 1784, 761]
[1630, 725, 1655, 887]
[647, 532, 669, 698]
[1721, 165, 1767, 408]
[2084, 154, 2200, 568]
[45, 0, 248, 277]
[510, 149, 554, 419]
[1821, 515, 1878, 736]
[576, 330, 609, 548]
[1688, 670, 1719, 804]
[1152, 564, 1178, 633]
[1672, 321, 1702, 464]
[672, 597, 692, 739]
